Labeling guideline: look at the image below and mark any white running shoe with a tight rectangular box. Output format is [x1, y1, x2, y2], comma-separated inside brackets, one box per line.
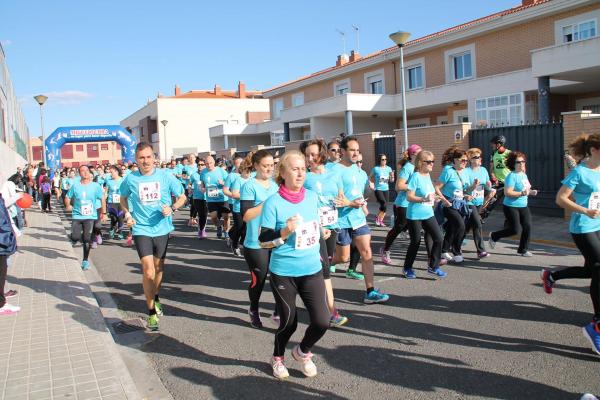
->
[442, 252, 453, 261]
[271, 356, 289, 380]
[453, 255, 464, 263]
[0, 303, 20, 315]
[292, 345, 317, 377]
[520, 251, 533, 257]
[488, 237, 496, 249]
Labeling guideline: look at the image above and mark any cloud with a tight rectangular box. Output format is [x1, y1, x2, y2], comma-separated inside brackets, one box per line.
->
[43, 90, 95, 105]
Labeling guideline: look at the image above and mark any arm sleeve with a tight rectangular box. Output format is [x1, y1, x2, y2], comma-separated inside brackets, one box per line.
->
[259, 227, 282, 243]
[240, 200, 254, 217]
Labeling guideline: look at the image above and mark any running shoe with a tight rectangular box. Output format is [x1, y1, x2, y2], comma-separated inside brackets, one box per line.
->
[200, 229, 208, 239]
[216, 225, 223, 238]
[81, 260, 90, 270]
[442, 252, 453, 261]
[329, 264, 337, 273]
[519, 251, 533, 257]
[292, 345, 317, 377]
[379, 247, 392, 265]
[109, 230, 115, 239]
[453, 255, 464, 263]
[271, 356, 289, 380]
[439, 258, 448, 266]
[364, 288, 390, 304]
[582, 321, 600, 356]
[223, 232, 229, 239]
[91, 241, 98, 249]
[4, 290, 18, 298]
[249, 309, 263, 329]
[329, 311, 349, 328]
[117, 232, 124, 240]
[147, 314, 159, 331]
[187, 219, 193, 227]
[197, 230, 203, 239]
[374, 216, 381, 226]
[403, 268, 417, 279]
[126, 236, 133, 247]
[427, 266, 447, 278]
[478, 252, 489, 259]
[232, 248, 242, 257]
[345, 270, 364, 280]
[0, 303, 20, 315]
[96, 234, 103, 245]
[488, 236, 496, 249]
[155, 300, 163, 316]
[580, 394, 599, 400]
[271, 312, 280, 326]
[379, 218, 387, 227]
[540, 269, 554, 294]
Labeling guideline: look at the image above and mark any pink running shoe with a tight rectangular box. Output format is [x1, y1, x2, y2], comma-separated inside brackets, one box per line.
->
[0, 303, 20, 315]
[379, 247, 392, 265]
[126, 236, 133, 247]
[96, 234, 103, 245]
[200, 229, 207, 239]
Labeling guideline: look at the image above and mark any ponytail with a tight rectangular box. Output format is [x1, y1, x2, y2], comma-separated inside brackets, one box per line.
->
[569, 133, 600, 160]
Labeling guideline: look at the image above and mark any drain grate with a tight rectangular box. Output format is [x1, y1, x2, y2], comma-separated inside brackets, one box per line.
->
[112, 318, 146, 334]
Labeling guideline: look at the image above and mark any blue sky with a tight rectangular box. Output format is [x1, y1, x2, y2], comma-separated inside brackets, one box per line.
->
[1, 0, 518, 138]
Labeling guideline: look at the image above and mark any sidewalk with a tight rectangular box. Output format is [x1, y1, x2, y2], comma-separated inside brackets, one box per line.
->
[0, 208, 140, 400]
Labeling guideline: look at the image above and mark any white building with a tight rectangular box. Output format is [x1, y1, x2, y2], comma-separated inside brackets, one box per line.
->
[120, 82, 270, 160]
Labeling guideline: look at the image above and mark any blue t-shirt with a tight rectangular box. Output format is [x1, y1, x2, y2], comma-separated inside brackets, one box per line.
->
[463, 167, 491, 206]
[438, 165, 466, 200]
[230, 175, 250, 213]
[61, 177, 73, 191]
[225, 172, 240, 205]
[241, 178, 278, 249]
[66, 181, 104, 220]
[407, 173, 435, 220]
[106, 177, 123, 204]
[190, 171, 205, 200]
[304, 169, 343, 229]
[394, 162, 415, 208]
[119, 168, 184, 237]
[372, 165, 393, 191]
[562, 164, 600, 234]
[261, 191, 322, 277]
[200, 168, 229, 203]
[338, 164, 369, 229]
[325, 161, 344, 177]
[503, 172, 530, 208]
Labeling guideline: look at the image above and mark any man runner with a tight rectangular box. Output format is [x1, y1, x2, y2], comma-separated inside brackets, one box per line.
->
[119, 142, 187, 331]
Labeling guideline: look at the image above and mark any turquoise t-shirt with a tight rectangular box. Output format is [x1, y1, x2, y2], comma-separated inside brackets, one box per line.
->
[225, 172, 240, 205]
[180, 165, 194, 181]
[119, 168, 184, 237]
[394, 162, 415, 208]
[438, 165, 466, 200]
[61, 177, 73, 191]
[325, 161, 344, 177]
[190, 171, 206, 200]
[200, 168, 229, 203]
[407, 173, 435, 220]
[66, 181, 104, 220]
[261, 190, 322, 277]
[503, 171, 530, 208]
[241, 178, 278, 249]
[372, 165, 393, 191]
[338, 164, 369, 229]
[562, 163, 600, 234]
[106, 177, 123, 205]
[304, 169, 343, 229]
[230, 175, 250, 213]
[464, 167, 490, 206]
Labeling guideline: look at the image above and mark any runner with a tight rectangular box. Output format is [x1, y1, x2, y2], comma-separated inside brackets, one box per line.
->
[65, 165, 107, 270]
[240, 150, 278, 328]
[226, 156, 249, 257]
[60, 170, 73, 205]
[331, 136, 389, 303]
[380, 144, 422, 265]
[258, 150, 330, 379]
[370, 154, 394, 226]
[300, 138, 348, 327]
[223, 154, 244, 249]
[345, 154, 371, 280]
[105, 165, 125, 240]
[404, 151, 446, 278]
[200, 155, 230, 239]
[190, 159, 208, 238]
[488, 151, 537, 256]
[541, 133, 600, 355]
[119, 142, 187, 331]
[325, 140, 344, 175]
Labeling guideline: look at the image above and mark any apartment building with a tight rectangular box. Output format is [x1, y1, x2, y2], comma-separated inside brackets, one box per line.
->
[244, 0, 600, 147]
[28, 136, 123, 168]
[0, 42, 30, 172]
[120, 82, 270, 160]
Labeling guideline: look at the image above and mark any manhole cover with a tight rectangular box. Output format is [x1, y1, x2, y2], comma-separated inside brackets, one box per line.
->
[112, 318, 146, 334]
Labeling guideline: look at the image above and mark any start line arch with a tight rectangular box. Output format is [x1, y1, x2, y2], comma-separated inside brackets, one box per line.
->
[45, 125, 137, 172]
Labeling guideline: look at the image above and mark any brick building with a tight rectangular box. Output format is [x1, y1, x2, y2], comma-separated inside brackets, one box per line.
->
[28, 136, 123, 168]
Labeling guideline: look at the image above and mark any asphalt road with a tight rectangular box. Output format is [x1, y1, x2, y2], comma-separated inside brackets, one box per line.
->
[80, 208, 598, 400]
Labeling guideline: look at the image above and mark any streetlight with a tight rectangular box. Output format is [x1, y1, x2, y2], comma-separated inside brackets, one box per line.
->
[389, 30, 411, 151]
[160, 119, 168, 161]
[34, 94, 48, 165]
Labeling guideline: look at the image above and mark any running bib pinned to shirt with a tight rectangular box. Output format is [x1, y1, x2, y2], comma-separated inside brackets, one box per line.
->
[111, 193, 121, 203]
[379, 176, 388, 184]
[207, 186, 219, 198]
[473, 185, 485, 200]
[80, 201, 93, 216]
[589, 192, 600, 210]
[295, 220, 319, 250]
[423, 192, 435, 207]
[139, 182, 161, 203]
[318, 206, 338, 226]
[453, 189, 464, 200]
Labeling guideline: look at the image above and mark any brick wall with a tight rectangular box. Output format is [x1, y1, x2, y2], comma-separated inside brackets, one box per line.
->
[246, 111, 271, 124]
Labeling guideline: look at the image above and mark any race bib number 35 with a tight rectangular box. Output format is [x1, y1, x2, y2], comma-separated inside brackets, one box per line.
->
[139, 182, 161, 203]
[295, 220, 319, 250]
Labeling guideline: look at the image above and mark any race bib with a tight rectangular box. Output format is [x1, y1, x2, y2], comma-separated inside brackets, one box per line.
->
[523, 180, 531, 191]
[589, 192, 600, 210]
[473, 185, 484, 200]
[453, 189, 464, 200]
[379, 176, 388, 184]
[111, 193, 121, 203]
[318, 206, 338, 226]
[295, 220, 319, 250]
[139, 182, 161, 203]
[423, 192, 435, 207]
[81, 201, 93, 216]
[207, 186, 219, 198]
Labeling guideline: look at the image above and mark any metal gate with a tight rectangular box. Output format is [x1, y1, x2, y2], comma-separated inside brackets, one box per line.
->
[469, 123, 564, 216]
[374, 136, 397, 198]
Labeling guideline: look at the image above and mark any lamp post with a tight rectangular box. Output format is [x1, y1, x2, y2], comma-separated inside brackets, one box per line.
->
[34, 94, 48, 165]
[161, 119, 168, 161]
[389, 31, 411, 151]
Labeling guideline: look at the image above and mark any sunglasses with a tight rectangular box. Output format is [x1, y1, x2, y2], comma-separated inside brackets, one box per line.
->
[424, 160, 435, 165]
[381, 158, 387, 161]
[516, 160, 526, 164]
[356, 161, 363, 164]
[471, 156, 481, 160]
[458, 159, 468, 163]
[198, 164, 205, 167]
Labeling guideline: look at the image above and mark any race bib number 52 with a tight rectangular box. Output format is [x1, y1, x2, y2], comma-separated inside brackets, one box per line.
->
[295, 220, 319, 250]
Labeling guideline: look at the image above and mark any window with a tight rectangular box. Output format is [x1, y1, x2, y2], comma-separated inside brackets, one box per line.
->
[452, 52, 472, 80]
[407, 66, 423, 90]
[100, 144, 109, 150]
[32, 146, 43, 161]
[292, 92, 304, 107]
[476, 93, 523, 127]
[273, 98, 284, 119]
[87, 143, 99, 158]
[445, 44, 475, 83]
[76, 145, 84, 151]
[61, 144, 73, 159]
[563, 19, 597, 43]
[364, 69, 385, 94]
[334, 78, 350, 96]
[271, 132, 284, 146]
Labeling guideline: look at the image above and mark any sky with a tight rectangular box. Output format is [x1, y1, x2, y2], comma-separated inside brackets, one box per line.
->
[1, 0, 518, 138]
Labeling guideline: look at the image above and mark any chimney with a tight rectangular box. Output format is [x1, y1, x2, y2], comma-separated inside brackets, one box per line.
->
[174, 85, 181, 96]
[238, 81, 246, 99]
[349, 50, 361, 62]
[214, 84, 221, 96]
[336, 54, 349, 67]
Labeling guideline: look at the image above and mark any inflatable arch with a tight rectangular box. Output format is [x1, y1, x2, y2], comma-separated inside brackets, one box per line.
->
[44, 125, 137, 172]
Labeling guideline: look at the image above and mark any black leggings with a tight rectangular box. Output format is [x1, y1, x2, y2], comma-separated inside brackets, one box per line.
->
[374, 190, 388, 212]
[71, 219, 94, 261]
[193, 199, 208, 231]
[464, 205, 485, 253]
[244, 248, 270, 311]
[270, 271, 329, 357]
[190, 198, 197, 218]
[41, 193, 51, 211]
[229, 212, 245, 249]
[551, 231, 600, 320]
[383, 206, 408, 251]
[442, 206, 466, 256]
[405, 217, 443, 269]
[318, 231, 338, 279]
[0, 256, 7, 308]
[491, 205, 531, 253]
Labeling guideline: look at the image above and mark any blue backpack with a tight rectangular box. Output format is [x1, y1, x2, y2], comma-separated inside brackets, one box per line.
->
[0, 196, 17, 256]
